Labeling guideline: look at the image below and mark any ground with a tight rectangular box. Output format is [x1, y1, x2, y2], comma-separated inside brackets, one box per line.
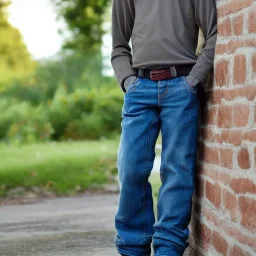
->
[0, 193, 119, 256]
[0, 172, 194, 256]
[0, 191, 193, 256]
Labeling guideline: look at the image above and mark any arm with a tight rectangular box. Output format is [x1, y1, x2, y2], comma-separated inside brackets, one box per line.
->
[111, 0, 137, 92]
[186, 0, 217, 87]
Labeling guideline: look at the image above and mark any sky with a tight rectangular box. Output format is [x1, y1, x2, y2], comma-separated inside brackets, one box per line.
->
[8, 0, 64, 59]
[8, 0, 113, 74]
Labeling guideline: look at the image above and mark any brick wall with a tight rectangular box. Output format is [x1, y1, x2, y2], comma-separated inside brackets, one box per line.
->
[187, 0, 256, 255]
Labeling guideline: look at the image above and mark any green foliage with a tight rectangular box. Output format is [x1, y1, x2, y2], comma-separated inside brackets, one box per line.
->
[0, 48, 121, 144]
[1, 53, 113, 104]
[0, 99, 54, 144]
[0, 0, 120, 144]
[48, 85, 123, 140]
[7, 109, 54, 145]
[0, 1, 35, 90]
[51, 0, 110, 53]
[64, 113, 103, 140]
[0, 83, 123, 143]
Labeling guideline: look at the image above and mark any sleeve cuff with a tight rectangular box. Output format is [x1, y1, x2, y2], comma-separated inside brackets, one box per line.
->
[185, 74, 201, 87]
[120, 71, 137, 92]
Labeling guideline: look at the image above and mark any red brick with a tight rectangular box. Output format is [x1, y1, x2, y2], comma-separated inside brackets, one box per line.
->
[233, 55, 246, 84]
[201, 127, 236, 144]
[239, 196, 256, 232]
[217, 0, 253, 18]
[248, 6, 256, 33]
[209, 86, 256, 104]
[201, 145, 219, 165]
[255, 104, 256, 125]
[233, 14, 244, 36]
[234, 103, 250, 127]
[205, 180, 221, 208]
[218, 18, 232, 36]
[219, 148, 233, 169]
[217, 104, 234, 128]
[252, 53, 256, 74]
[215, 43, 229, 55]
[198, 165, 232, 185]
[223, 189, 238, 221]
[199, 223, 212, 251]
[244, 84, 256, 101]
[200, 127, 217, 142]
[189, 3, 256, 253]
[202, 106, 218, 126]
[221, 85, 256, 102]
[229, 38, 245, 53]
[212, 231, 228, 255]
[237, 148, 251, 169]
[215, 60, 229, 86]
[254, 147, 256, 171]
[203, 206, 222, 230]
[245, 38, 256, 48]
[226, 38, 256, 54]
[204, 206, 256, 249]
[230, 178, 256, 194]
[230, 245, 250, 256]
[209, 90, 223, 104]
[220, 130, 243, 146]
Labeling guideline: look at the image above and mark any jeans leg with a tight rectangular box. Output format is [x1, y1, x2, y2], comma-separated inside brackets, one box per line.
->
[152, 76, 199, 256]
[114, 78, 160, 256]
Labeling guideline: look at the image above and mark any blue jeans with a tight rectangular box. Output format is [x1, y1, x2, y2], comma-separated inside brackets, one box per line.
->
[114, 75, 199, 256]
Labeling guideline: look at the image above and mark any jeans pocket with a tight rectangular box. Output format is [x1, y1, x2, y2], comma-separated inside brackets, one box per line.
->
[125, 76, 140, 93]
[181, 76, 197, 93]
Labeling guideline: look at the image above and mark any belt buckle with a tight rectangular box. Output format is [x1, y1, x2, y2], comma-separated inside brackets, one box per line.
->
[150, 69, 172, 81]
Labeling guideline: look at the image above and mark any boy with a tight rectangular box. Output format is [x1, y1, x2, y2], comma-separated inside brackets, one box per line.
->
[111, 1, 217, 255]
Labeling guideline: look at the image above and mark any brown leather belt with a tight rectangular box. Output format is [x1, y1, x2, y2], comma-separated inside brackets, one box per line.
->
[135, 64, 194, 81]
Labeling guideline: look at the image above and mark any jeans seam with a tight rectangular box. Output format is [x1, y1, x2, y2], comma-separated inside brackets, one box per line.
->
[143, 115, 155, 252]
[158, 87, 169, 102]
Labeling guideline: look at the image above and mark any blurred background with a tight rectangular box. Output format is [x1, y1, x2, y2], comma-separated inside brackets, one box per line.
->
[0, 0, 207, 202]
[0, 0, 135, 200]
[0, 0, 208, 201]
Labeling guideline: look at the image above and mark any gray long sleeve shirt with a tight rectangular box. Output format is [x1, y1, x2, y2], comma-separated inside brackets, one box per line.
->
[111, 0, 217, 92]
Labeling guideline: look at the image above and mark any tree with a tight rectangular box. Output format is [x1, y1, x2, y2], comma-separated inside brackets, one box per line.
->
[0, 0, 34, 89]
[51, 0, 110, 53]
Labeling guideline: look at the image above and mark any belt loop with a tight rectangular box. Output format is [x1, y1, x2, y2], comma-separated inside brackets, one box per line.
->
[170, 66, 177, 77]
[138, 69, 144, 77]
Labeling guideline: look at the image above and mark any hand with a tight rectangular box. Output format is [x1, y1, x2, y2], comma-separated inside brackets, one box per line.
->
[124, 75, 138, 92]
[185, 75, 200, 88]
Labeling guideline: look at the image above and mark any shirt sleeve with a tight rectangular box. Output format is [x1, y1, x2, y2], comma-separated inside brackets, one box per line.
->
[187, 0, 217, 86]
[111, 0, 137, 92]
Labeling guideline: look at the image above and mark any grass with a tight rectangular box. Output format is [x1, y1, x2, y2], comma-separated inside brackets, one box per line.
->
[0, 138, 119, 197]
[0, 135, 162, 208]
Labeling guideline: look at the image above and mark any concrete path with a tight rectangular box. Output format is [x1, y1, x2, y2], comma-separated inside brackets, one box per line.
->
[0, 145, 162, 256]
[0, 193, 193, 256]
[0, 147, 191, 256]
[0, 193, 119, 256]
